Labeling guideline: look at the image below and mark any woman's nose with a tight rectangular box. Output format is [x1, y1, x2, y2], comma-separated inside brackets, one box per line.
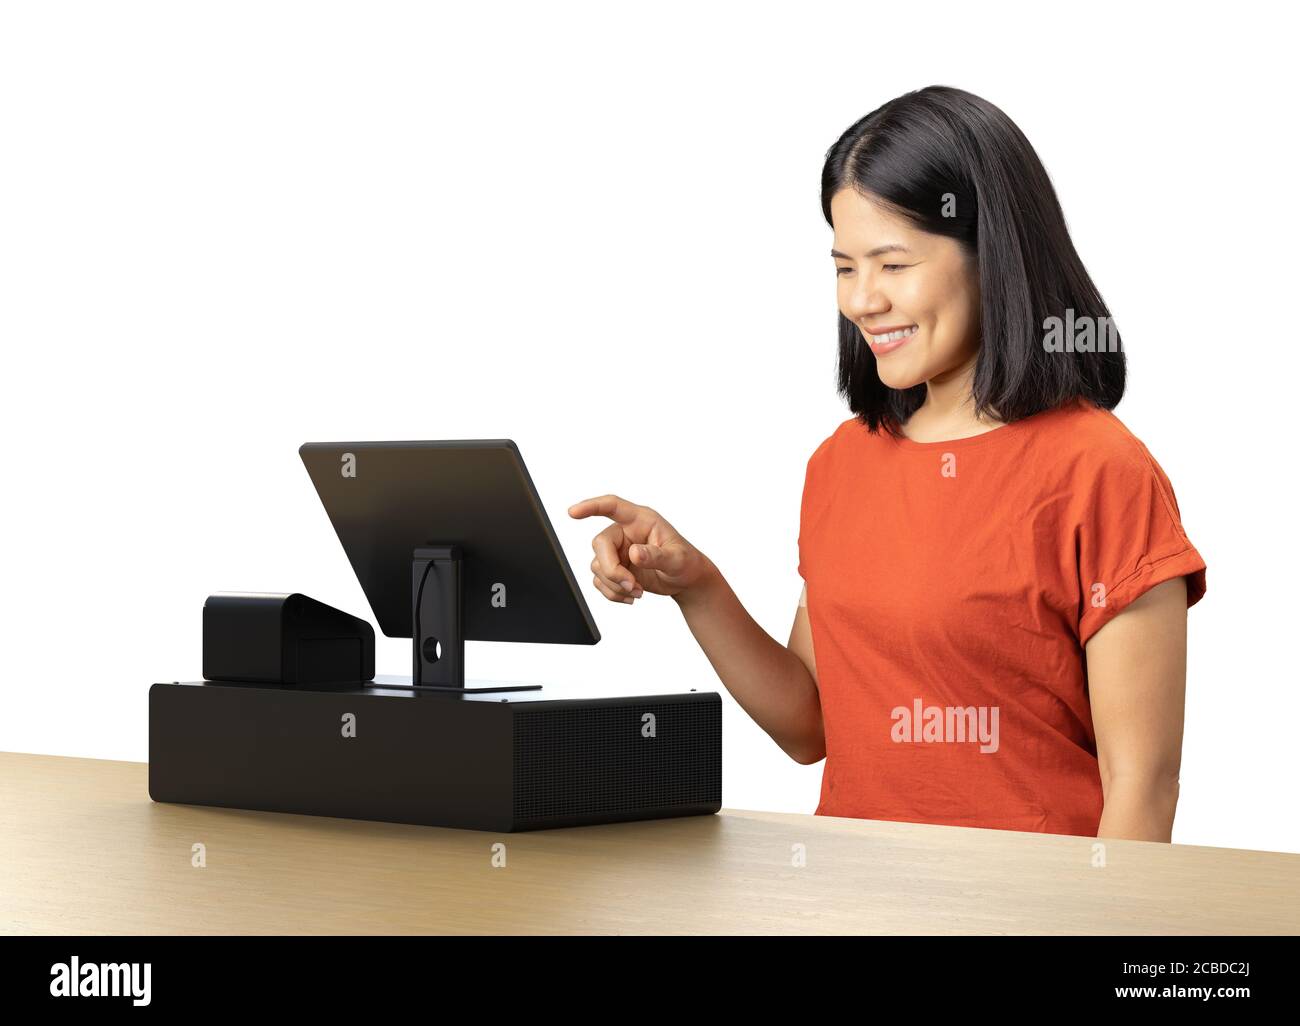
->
[845, 280, 889, 321]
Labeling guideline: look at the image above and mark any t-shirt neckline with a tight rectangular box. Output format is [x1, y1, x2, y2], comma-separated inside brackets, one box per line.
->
[878, 401, 1081, 452]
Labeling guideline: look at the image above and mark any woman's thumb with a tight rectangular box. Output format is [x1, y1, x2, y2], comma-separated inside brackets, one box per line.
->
[632, 542, 679, 572]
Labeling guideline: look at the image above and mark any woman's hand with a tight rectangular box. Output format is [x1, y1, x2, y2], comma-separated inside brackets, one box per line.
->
[567, 494, 715, 603]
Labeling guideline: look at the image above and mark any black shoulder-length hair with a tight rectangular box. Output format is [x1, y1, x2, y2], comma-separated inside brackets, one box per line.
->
[821, 85, 1125, 434]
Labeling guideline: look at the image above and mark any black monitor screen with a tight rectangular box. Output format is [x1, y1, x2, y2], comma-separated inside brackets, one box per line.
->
[300, 439, 599, 646]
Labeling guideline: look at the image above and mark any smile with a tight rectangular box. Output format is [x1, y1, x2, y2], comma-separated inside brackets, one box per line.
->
[863, 324, 918, 353]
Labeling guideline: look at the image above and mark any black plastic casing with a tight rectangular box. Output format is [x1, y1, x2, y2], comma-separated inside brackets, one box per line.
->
[201, 593, 376, 685]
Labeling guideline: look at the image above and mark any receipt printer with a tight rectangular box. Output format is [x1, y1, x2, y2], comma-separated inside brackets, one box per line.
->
[201, 592, 375, 685]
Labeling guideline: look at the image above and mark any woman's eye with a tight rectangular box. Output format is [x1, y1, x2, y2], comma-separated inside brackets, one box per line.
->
[837, 264, 910, 275]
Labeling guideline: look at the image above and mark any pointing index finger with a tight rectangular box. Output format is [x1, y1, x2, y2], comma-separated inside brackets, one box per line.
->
[567, 495, 640, 523]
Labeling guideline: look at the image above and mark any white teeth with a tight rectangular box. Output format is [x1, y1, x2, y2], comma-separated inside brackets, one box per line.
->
[869, 325, 918, 343]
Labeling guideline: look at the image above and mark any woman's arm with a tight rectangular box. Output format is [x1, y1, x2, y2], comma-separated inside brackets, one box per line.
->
[674, 569, 825, 765]
[1085, 576, 1189, 842]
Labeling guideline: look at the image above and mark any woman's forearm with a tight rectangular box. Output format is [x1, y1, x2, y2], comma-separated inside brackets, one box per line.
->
[1096, 775, 1179, 842]
[673, 561, 824, 764]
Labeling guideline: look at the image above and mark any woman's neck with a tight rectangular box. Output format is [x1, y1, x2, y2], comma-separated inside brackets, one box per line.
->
[901, 354, 1005, 443]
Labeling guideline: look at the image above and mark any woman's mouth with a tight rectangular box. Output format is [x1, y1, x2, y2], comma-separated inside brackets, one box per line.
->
[863, 323, 918, 355]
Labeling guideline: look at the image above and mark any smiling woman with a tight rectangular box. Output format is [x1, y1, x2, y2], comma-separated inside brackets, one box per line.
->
[794, 86, 1206, 840]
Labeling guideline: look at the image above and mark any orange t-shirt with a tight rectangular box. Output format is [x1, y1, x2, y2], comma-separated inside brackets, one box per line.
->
[796, 399, 1207, 836]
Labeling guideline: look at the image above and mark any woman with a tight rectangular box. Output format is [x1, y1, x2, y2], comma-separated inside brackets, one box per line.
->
[569, 86, 1206, 841]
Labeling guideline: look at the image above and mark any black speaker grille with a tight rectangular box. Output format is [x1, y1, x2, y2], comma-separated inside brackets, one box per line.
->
[512, 699, 721, 824]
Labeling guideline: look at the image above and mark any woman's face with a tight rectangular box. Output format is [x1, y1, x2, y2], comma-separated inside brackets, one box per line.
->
[831, 188, 981, 391]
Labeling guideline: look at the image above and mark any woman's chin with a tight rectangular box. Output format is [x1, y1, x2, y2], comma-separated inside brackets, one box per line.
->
[875, 361, 927, 391]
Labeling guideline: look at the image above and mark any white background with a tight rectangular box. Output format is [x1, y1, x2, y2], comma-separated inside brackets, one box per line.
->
[2, 0, 1296, 854]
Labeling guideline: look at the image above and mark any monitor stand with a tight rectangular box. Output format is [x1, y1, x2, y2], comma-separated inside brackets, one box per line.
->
[406, 544, 541, 694]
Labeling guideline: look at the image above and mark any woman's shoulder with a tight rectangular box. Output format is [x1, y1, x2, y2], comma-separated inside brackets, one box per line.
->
[1025, 399, 1165, 473]
[803, 415, 868, 472]
[1018, 401, 1194, 528]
